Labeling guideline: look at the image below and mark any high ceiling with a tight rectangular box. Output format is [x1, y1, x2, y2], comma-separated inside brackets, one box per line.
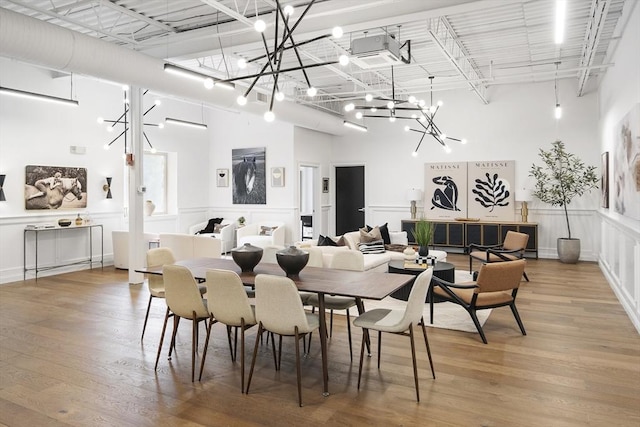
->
[0, 0, 633, 116]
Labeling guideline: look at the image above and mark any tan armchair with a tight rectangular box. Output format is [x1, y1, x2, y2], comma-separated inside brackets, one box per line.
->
[468, 230, 530, 281]
[431, 259, 527, 344]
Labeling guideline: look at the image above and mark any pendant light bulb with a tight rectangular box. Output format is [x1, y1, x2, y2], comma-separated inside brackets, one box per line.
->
[555, 104, 562, 119]
[254, 19, 266, 33]
[264, 110, 275, 122]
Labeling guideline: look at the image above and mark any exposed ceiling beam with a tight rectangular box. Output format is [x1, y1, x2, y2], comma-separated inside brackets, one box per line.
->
[96, 0, 176, 33]
[576, 0, 611, 96]
[199, 0, 256, 27]
[427, 16, 489, 104]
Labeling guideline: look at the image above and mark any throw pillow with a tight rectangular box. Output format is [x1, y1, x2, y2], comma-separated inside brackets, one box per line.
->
[259, 226, 276, 236]
[366, 223, 391, 244]
[359, 226, 382, 243]
[358, 239, 385, 254]
[198, 217, 223, 234]
[335, 235, 347, 246]
[213, 223, 225, 234]
[318, 235, 338, 246]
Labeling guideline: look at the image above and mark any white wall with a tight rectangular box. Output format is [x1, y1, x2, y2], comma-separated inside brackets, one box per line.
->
[332, 79, 601, 259]
[597, 1, 640, 332]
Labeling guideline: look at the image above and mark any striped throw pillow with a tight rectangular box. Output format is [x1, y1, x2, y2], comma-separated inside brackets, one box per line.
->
[358, 239, 385, 254]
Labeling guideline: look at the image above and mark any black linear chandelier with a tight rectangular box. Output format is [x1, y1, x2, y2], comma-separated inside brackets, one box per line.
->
[343, 73, 466, 155]
[97, 88, 162, 154]
[217, 0, 347, 122]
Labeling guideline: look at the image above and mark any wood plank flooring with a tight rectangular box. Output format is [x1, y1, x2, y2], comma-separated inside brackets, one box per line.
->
[0, 254, 638, 426]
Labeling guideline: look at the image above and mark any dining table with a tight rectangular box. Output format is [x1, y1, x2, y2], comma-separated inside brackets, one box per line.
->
[137, 257, 415, 396]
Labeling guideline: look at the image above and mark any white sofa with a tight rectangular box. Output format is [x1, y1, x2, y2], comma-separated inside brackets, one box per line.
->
[112, 230, 160, 269]
[236, 221, 285, 249]
[188, 220, 236, 254]
[159, 233, 222, 261]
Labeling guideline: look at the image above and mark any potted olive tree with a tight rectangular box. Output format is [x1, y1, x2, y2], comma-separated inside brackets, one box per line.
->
[530, 140, 598, 263]
[412, 219, 435, 257]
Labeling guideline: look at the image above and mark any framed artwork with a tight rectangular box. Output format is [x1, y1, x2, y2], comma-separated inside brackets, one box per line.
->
[424, 162, 468, 220]
[271, 167, 285, 187]
[467, 160, 515, 221]
[232, 147, 266, 204]
[613, 103, 640, 220]
[25, 165, 87, 210]
[216, 168, 229, 187]
[601, 152, 609, 208]
[322, 177, 329, 193]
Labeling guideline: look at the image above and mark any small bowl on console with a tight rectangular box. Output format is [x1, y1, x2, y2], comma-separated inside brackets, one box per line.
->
[58, 219, 72, 227]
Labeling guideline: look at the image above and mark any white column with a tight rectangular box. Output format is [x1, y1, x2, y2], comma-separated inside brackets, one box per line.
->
[127, 86, 145, 284]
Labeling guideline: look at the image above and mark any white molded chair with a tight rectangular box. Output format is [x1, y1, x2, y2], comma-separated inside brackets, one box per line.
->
[154, 265, 209, 382]
[246, 274, 320, 407]
[260, 245, 285, 264]
[353, 268, 436, 402]
[142, 248, 175, 341]
[199, 269, 257, 392]
[306, 250, 364, 360]
[189, 220, 236, 254]
[236, 222, 285, 249]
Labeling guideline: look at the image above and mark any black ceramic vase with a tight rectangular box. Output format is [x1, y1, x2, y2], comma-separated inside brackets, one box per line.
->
[276, 246, 309, 277]
[418, 245, 429, 257]
[231, 243, 263, 273]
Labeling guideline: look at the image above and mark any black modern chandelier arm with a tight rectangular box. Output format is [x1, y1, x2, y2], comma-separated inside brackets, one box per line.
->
[268, 41, 287, 111]
[413, 132, 426, 153]
[106, 128, 129, 147]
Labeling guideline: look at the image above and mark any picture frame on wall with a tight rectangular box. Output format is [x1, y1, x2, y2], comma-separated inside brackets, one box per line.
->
[25, 164, 87, 210]
[322, 177, 329, 193]
[216, 168, 229, 187]
[232, 147, 266, 205]
[601, 152, 609, 208]
[271, 167, 285, 187]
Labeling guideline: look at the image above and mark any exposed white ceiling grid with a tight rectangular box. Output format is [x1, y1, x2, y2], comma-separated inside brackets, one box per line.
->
[0, 0, 632, 115]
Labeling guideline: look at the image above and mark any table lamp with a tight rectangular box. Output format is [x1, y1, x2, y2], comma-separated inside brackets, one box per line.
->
[516, 188, 532, 223]
[406, 188, 423, 220]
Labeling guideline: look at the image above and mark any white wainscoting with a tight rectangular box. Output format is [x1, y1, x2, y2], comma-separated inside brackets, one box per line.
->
[599, 212, 640, 333]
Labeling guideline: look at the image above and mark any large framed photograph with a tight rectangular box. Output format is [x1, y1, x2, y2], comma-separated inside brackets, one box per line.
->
[613, 103, 640, 220]
[601, 152, 609, 208]
[232, 147, 266, 204]
[467, 160, 515, 221]
[25, 165, 87, 210]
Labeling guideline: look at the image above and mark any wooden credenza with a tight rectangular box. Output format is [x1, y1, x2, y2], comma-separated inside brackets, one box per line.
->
[401, 219, 538, 258]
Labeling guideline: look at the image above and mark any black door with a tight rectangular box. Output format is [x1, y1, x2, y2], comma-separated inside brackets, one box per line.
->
[336, 166, 365, 235]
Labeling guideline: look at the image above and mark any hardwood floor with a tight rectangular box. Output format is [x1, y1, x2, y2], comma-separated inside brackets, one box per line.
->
[1, 254, 638, 426]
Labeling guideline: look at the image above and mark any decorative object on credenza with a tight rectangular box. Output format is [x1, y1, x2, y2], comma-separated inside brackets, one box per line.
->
[25, 165, 87, 210]
[231, 243, 263, 273]
[276, 246, 309, 277]
[271, 167, 285, 187]
[530, 140, 598, 263]
[75, 214, 83, 226]
[406, 188, 423, 220]
[601, 152, 609, 208]
[516, 188, 532, 223]
[403, 247, 416, 261]
[58, 218, 72, 227]
[144, 200, 156, 216]
[216, 169, 229, 187]
[0, 174, 6, 201]
[237, 216, 246, 227]
[232, 147, 266, 205]
[412, 219, 434, 257]
[103, 177, 112, 199]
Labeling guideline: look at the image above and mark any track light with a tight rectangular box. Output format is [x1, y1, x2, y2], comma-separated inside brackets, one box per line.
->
[165, 117, 208, 130]
[0, 86, 78, 107]
[343, 121, 368, 132]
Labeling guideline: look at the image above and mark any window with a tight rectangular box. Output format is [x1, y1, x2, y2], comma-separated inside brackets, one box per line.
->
[144, 152, 167, 214]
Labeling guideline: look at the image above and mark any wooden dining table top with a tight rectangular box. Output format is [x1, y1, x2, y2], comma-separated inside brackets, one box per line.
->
[138, 257, 413, 301]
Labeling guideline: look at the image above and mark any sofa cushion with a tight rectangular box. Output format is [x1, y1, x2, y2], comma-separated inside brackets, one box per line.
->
[213, 223, 225, 234]
[343, 231, 361, 250]
[366, 223, 391, 244]
[359, 226, 382, 243]
[259, 226, 277, 236]
[318, 234, 338, 246]
[358, 239, 385, 254]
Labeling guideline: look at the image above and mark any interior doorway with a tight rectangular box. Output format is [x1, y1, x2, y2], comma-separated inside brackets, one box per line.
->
[335, 165, 365, 235]
[299, 165, 318, 241]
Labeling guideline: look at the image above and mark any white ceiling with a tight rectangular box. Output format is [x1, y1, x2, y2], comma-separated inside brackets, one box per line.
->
[0, 0, 633, 116]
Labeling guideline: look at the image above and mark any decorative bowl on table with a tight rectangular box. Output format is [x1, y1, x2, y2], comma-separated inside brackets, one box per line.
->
[276, 246, 309, 277]
[58, 219, 72, 227]
[231, 243, 263, 273]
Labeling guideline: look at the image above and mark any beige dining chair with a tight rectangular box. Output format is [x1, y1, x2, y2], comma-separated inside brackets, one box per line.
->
[199, 269, 257, 393]
[305, 250, 363, 360]
[246, 274, 320, 407]
[260, 245, 285, 264]
[154, 264, 210, 382]
[353, 268, 436, 402]
[142, 248, 175, 342]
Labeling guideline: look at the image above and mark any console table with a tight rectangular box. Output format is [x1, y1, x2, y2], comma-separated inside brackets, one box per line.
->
[401, 219, 538, 258]
[24, 224, 104, 280]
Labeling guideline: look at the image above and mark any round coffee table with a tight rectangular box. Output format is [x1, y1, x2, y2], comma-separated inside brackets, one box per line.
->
[388, 259, 455, 302]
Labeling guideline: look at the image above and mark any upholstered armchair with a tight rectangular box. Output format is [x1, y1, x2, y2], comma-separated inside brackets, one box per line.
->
[112, 230, 160, 269]
[468, 230, 530, 281]
[236, 221, 285, 249]
[188, 220, 236, 254]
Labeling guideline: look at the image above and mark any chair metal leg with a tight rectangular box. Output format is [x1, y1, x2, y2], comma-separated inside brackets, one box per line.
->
[377, 331, 382, 369]
[225, 325, 234, 362]
[408, 325, 420, 402]
[141, 294, 154, 341]
[191, 312, 198, 382]
[154, 307, 171, 371]
[246, 323, 264, 395]
[346, 309, 353, 361]
[271, 332, 278, 371]
[233, 326, 239, 361]
[523, 271, 530, 282]
[510, 303, 527, 336]
[420, 316, 436, 379]
[329, 309, 334, 338]
[277, 334, 283, 371]
[357, 330, 367, 390]
[168, 315, 180, 359]
[240, 319, 247, 393]
[198, 316, 214, 381]
[294, 327, 303, 407]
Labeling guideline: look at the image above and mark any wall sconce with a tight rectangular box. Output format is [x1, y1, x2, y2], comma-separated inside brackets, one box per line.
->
[103, 177, 112, 199]
[406, 188, 423, 220]
[0, 174, 6, 201]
